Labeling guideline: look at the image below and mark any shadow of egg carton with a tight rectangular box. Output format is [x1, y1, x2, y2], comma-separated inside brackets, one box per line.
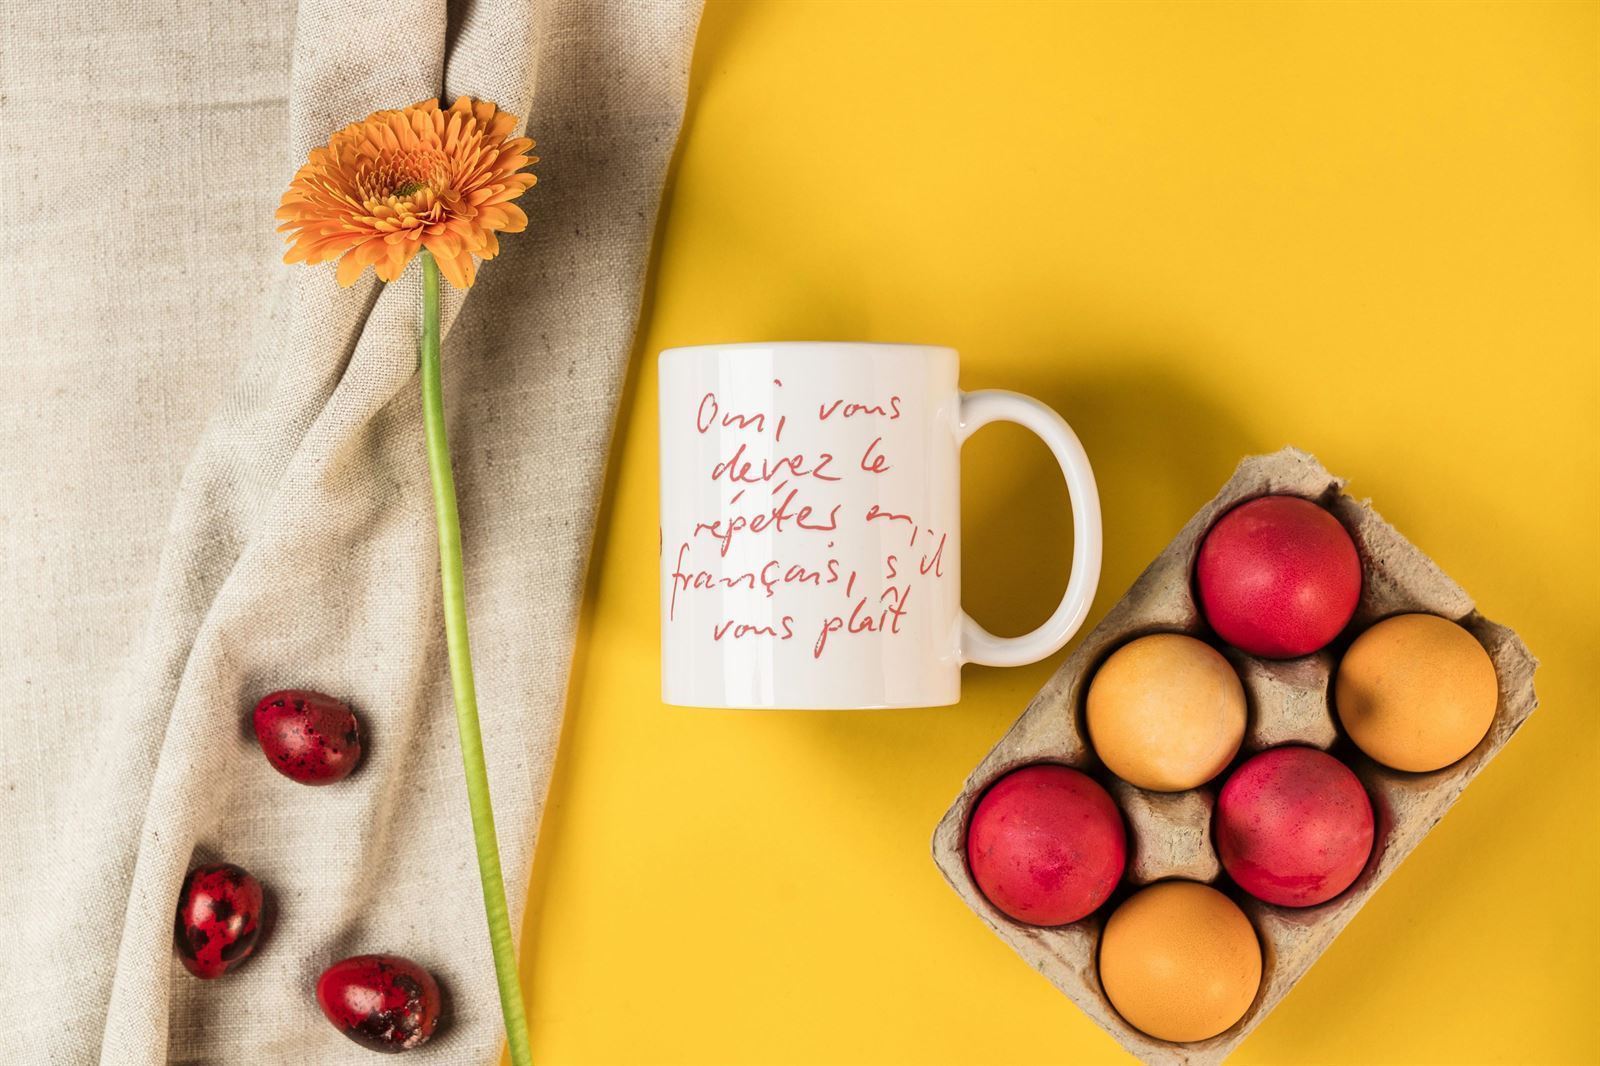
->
[931, 447, 1538, 1066]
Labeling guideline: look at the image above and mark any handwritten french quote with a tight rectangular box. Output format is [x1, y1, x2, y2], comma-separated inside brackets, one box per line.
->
[666, 380, 948, 660]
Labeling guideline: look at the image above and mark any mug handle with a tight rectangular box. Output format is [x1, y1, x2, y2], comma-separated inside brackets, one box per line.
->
[957, 389, 1103, 667]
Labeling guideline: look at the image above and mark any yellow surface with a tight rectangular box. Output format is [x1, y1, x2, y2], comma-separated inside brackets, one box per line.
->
[519, 2, 1599, 1063]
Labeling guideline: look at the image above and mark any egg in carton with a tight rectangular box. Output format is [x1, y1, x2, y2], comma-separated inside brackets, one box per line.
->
[930, 446, 1538, 1065]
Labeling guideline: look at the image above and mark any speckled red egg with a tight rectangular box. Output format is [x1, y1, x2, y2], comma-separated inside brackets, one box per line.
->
[253, 689, 363, 785]
[174, 862, 265, 979]
[1216, 746, 1374, 907]
[317, 954, 442, 1054]
[966, 764, 1126, 926]
[1196, 495, 1362, 658]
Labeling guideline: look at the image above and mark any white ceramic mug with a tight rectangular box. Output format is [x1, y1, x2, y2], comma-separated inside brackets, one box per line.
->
[659, 342, 1101, 709]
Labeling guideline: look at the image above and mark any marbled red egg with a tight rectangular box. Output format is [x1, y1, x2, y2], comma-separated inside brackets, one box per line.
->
[253, 689, 363, 785]
[317, 954, 442, 1054]
[174, 862, 265, 979]
[1216, 746, 1374, 907]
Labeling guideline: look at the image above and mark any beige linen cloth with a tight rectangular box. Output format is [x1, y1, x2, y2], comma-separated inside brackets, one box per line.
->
[0, 0, 701, 1061]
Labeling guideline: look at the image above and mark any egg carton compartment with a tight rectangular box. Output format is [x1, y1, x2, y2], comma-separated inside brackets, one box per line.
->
[931, 447, 1538, 1066]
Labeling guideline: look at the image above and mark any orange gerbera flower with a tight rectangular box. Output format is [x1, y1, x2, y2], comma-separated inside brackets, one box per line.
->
[277, 97, 537, 289]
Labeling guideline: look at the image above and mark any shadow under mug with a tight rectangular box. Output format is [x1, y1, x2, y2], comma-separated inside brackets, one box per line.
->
[659, 342, 1101, 709]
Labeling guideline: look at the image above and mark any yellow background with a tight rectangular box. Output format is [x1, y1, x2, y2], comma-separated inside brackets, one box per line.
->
[519, 2, 1598, 1063]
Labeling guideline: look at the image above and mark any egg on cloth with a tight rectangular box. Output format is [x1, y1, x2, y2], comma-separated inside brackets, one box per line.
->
[1098, 880, 1261, 1043]
[1196, 495, 1362, 658]
[1215, 746, 1374, 907]
[253, 689, 364, 785]
[174, 862, 266, 979]
[1336, 613, 1498, 772]
[317, 954, 442, 1053]
[965, 764, 1126, 926]
[1087, 633, 1247, 792]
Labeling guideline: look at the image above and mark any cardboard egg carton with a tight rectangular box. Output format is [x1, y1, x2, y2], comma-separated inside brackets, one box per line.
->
[931, 447, 1538, 1065]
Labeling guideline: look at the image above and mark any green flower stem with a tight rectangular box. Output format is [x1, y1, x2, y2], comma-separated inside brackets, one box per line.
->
[418, 249, 533, 1066]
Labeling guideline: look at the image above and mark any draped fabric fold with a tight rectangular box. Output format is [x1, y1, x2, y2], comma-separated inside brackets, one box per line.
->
[0, 0, 701, 1060]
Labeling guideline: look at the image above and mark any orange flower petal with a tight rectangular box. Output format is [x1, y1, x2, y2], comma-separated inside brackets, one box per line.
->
[336, 249, 368, 287]
[433, 247, 469, 289]
[375, 245, 419, 283]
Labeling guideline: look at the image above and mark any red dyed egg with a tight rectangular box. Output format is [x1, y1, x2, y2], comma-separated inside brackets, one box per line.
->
[174, 862, 265, 979]
[1196, 495, 1361, 658]
[317, 954, 442, 1053]
[966, 764, 1126, 926]
[253, 689, 363, 785]
[1216, 746, 1374, 907]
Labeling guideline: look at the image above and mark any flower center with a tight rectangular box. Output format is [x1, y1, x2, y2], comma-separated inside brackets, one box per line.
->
[356, 148, 450, 204]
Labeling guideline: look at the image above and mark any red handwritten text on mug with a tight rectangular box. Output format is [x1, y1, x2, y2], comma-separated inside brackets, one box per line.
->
[668, 382, 948, 660]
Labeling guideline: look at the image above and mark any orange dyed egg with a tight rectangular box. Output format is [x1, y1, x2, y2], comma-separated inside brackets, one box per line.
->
[1098, 881, 1261, 1043]
[1086, 634, 1246, 792]
[1335, 613, 1498, 772]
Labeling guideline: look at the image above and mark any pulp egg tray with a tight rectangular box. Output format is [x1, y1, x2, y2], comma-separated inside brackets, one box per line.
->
[930, 447, 1538, 1065]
